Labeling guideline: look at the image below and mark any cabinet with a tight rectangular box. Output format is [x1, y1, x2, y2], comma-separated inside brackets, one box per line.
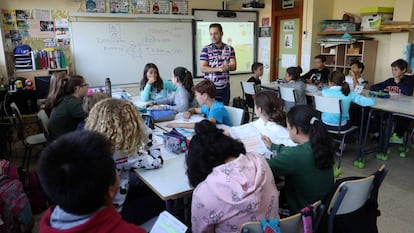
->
[320, 40, 378, 87]
[14, 52, 34, 72]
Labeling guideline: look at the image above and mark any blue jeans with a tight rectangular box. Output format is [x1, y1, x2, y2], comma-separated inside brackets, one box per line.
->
[215, 85, 230, 106]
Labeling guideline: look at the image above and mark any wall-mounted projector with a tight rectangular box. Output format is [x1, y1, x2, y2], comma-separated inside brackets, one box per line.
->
[217, 11, 237, 18]
[242, 1, 265, 9]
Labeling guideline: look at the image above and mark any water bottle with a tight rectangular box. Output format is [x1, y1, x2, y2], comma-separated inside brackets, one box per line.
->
[105, 77, 112, 97]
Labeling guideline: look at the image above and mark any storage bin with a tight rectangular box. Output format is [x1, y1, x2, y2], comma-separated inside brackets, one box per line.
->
[347, 47, 360, 54]
[360, 7, 393, 31]
[320, 20, 356, 32]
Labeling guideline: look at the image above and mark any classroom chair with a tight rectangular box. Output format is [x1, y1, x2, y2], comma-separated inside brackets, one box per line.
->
[37, 109, 49, 137]
[240, 200, 325, 233]
[324, 165, 388, 233]
[312, 95, 358, 177]
[390, 112, 414, 158]
[278, 86, 297, 112]
[225, 106, 245, 126]
[10, 102, 47, 170]
[240, 81, 258, 120]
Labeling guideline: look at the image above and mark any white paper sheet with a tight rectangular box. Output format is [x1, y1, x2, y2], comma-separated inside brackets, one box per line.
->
[150, 210, 188, 233]
[229, 124, 271, 155]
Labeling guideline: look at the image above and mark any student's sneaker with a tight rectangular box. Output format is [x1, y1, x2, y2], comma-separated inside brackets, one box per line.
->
[389, 133, 403, 144]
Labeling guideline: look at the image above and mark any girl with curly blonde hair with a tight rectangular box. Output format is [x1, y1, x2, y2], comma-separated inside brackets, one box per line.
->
[85, 98, 163, 223]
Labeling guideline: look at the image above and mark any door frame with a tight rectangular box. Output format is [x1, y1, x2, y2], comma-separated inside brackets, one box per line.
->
[270, 0, 303, 81]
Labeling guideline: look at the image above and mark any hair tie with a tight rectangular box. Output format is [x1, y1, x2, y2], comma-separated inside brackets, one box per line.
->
[310, 117, 319, 125]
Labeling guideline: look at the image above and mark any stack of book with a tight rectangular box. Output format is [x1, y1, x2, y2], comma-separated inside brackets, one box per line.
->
[32, 50, 67, 70]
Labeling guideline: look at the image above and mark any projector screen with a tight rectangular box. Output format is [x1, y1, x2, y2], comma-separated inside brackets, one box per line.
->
[193, 10, 257, 77]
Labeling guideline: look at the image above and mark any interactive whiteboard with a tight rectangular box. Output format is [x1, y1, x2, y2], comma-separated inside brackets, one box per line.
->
[71, 21, 193, 87]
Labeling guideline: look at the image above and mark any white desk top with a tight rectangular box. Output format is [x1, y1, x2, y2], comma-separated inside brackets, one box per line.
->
[135, 155, 192, 201]
[371, 94, 414, 116]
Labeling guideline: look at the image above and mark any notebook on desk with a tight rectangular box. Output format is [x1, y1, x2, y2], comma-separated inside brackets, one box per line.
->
[148, 210, 187, 233]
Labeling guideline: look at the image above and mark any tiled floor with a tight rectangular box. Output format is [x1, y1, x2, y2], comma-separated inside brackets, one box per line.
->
[6, 135, 414, 233]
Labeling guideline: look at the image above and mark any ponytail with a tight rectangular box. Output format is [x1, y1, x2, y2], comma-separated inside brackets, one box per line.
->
[287, 105, 334, 169]
[254, 91, 286, 127]
[174, 66, 194, 100]
[286, 66, 303, 81]
[328, 71, 350, 96]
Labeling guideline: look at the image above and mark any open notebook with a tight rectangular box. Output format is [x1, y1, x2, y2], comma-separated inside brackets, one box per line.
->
[144, 211, 188, 233]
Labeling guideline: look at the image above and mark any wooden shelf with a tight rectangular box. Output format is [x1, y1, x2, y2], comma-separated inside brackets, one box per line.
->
[318, 29, 409, 35]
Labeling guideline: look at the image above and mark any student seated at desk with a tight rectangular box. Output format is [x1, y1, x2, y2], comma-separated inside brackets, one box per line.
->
[140, 63, 176, 102]
[38, 130, 146, 233]
[301, 54, 330, 85]
[263, 105, 334, 214]
[48, 75, 88, 142]
[322, 71, 375, 132]
[148, 66, 197, 112]
[245, 62, 263, 108]
[282, 66, 307, 111]
[345, 60, 367, 93]
[187, 120, 279, 233]
[228, 90, 295, 150]
[76, 92, 110, 130]
[85, 98, 164, 225]
[43, 71, 67, 116]
[370, 58, 414, 145]
[166, 79, 232, 129]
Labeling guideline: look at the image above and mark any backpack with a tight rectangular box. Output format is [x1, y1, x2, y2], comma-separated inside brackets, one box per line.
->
[0, 160, 19, 180]
[0, 175, 33, 233]
[232, 96, 249, 124]
[18, 167, 50, 215]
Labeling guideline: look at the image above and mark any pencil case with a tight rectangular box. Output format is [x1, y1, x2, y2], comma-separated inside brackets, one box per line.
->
[163, 128, 189, 154]
[148, 109, 176, 122]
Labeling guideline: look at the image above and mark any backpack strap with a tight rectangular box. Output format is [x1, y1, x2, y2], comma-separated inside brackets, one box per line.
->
[300, 205, 313, 233]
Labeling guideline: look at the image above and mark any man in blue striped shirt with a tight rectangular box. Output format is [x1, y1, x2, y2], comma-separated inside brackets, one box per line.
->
[200, 23, 237, 105]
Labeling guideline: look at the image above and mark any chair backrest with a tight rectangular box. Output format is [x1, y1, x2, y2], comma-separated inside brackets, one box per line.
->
[312, 95, 342, 115]
[241, 81, 257, 96]
[240, 200, 323, 233]
[37, 109, 49, 137]
[225, 106, 244, 126]
[10, 102, 25, 140]
[279, 86, 297, 103]
[328, 175, 375, 216]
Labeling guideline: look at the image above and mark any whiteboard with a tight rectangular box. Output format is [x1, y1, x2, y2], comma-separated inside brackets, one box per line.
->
[71, 21, 193, 87]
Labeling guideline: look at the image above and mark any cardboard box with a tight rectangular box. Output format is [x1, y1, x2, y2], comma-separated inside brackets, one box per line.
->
[361, 14, 393, 31]
[360, 7, 393, 31]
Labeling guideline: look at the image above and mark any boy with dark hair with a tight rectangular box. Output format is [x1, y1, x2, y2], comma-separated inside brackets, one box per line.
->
[38, 130, 146, 233]
[167, 79, 232, 128]
[370, 58, 414, 155]
[345, 60, 367, 92]
[301, 54, 330, 85]
[245, 62, 263, 108]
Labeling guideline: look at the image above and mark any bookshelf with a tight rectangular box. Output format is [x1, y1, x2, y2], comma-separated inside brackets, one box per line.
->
[320, 40, 378, 87]
[14, 52, 34, 72]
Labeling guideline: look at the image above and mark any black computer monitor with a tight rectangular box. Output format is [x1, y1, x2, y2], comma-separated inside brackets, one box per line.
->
[34, 75, 51, 100]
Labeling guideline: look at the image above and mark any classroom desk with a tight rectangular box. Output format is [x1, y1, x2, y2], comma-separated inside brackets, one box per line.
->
[260, 82, 320, 95]
[358, 94, 414, 164]
[135, 155, 192, 201]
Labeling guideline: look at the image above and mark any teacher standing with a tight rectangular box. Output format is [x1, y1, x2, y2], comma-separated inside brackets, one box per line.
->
[200, 23, 237, 105]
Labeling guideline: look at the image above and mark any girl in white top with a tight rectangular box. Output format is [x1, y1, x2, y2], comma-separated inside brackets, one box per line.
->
[226, 90, 296, 155]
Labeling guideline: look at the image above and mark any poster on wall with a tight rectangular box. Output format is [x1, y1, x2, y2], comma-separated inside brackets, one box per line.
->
[283, 21, 295, 32]
[152, 0, 170, 14]
[85, 0, 106, 13]
[171, 0, 188, 15]
[131, 0, 150, 14]
[110, 0, 129, 13]
[33, 9, 51, 20]
[259, 27, 270, 37]
[284, 34, 293, 48]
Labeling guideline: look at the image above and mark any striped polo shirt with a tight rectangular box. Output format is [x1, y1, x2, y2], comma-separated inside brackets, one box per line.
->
[200, 42, 236, 89]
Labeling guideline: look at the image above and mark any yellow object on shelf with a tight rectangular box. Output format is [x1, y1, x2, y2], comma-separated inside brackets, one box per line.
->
[360, 7, 394, 14]
[347, 47, 360, 54]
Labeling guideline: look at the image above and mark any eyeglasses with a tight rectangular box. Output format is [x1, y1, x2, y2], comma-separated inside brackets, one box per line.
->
[80, 83, 89, 87]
